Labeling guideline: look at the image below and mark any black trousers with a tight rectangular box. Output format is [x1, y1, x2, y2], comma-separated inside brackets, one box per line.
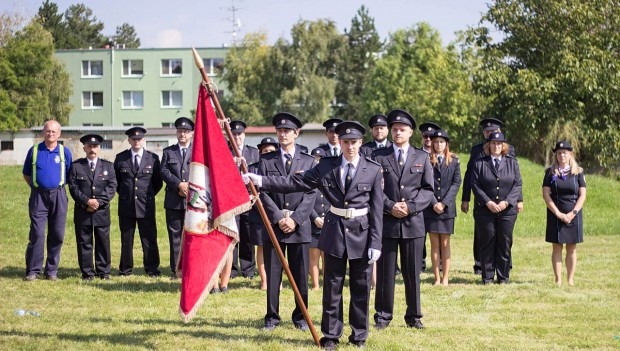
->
[375, 237, 424, 325]
[322, 253, 372, 343]
[119, 216, 160, 275]
[473, 224, 482, 270]
[232, 213, 256, 277]
[263, 240, 309, 326]
[475, 214, 516, 283]
[165, 209, 185, 274]
[75, 224, 111, 278]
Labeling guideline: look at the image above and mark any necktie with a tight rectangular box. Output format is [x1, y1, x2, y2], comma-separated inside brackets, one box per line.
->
[344, 163, 353, 192]
[494, 158, 500, 170]
[90, 161, 95, 172]
[134, 154, 140, 172]
[181, 148, 187, 163]
[284, 154, 292, 174]
[333, 147, 339, 156]
[437, 156, 443, 166]
[378, 143, 385, 149]
[397, 149, 404, 174]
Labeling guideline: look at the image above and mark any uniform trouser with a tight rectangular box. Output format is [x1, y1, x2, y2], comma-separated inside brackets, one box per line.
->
[322, 253, 372, 343]
[475, 214, 516, 282]
[232, 213, 255, 277]
[473, 225, 482, 271]
[119, 216, 160, 275]
[263, 240, 309, 327]
[26, 187, 67, 276]
[374, 237, 424, 325]
[165, 209, 185, 274]
[75, 224, 111, 277]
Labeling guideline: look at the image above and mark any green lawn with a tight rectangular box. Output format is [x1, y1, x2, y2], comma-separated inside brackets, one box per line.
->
[1, 155, 619, 351]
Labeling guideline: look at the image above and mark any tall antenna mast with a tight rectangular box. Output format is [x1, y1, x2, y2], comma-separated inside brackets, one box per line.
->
[223, 0, 243, 46]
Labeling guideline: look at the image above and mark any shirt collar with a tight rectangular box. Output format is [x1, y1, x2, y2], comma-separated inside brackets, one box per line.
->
[392, 144, 410, 156]
[131, 149, 144, 158]
[340, 155, 361, 169]
[280, 147, 296, 158]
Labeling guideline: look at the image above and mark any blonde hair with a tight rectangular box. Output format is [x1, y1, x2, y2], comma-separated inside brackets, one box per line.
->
[483, 142, 508, 156]
[551, 150, 583, 175]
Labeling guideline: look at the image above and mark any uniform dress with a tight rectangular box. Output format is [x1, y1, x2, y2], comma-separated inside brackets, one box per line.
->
[257, 148, 316, 329]
[471, 155, 522, 283]
[462, 142, 517, 271]
[247, 162, 266, 247]
[372, 145, 434, 327]
[68, 158, 117, 278]
[231, 145, 260, 278]
[22, 142, 72, 278]
[260, 154, 383, 345]
[423, 154, 461, 234]
[543, 169, 586, 243]
[114, 149, 163, 276]
[161, 143, 191, 276]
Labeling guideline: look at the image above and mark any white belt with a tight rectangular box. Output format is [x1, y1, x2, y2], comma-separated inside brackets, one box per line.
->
[329, 207, 368, 219]
[281, 209, 295, 217]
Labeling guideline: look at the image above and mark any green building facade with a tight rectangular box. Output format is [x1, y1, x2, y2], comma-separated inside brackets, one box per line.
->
[55, 47, 228, 127]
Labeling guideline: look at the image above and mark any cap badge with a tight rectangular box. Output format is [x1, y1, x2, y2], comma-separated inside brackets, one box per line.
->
[495, 133, 499, 138]
[91, 137, 96, 142]
[281, 119, 286, 124]
[333, 122, 337, 126]
[346, 129, 351, 134]
[438, 132, 442, 136]
[182, 122, 186, 126]
[396, 116, 401, 120]
[560, 143, 564, 147]
[135, 131, 139, 135]
[427, 127, 432, 131]
[487, 122, 491, 126]
[235, 125, 240, 129]
[378, 118, 382, 123]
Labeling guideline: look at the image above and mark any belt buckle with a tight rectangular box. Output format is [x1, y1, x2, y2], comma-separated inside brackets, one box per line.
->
[345, 208, 353, 219]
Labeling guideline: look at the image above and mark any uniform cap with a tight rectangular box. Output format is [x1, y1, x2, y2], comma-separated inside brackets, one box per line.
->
[230, 120, 247, 133]
[431, 129, 450, 142]
[80, 134, 103, 145]
[310, 147, 327, 158]
[419, 122, 441, 135]
[257, 137, 278, 150]
[335, 121, 366, 140]
[387, 109, 416, 129]
[552, 141, 573, 152]
[272, 112, 303, 130]
[125, 126, 147, 139]
[486, 131, 506, 142]
[175, 117, 194, 131]
[322, 118, 343, 131]
[368, 114, 388, 127]
[479, 117, 504, 131]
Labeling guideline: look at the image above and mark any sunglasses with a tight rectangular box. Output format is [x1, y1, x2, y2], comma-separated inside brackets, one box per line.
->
[422, 134, 432, 139]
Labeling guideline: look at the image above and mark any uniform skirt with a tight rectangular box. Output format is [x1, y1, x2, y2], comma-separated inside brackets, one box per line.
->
[424, 217, 455, 235]
[249, 223, 266, 246]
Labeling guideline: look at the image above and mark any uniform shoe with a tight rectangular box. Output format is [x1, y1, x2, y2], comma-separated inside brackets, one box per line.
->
[82, 276, 94, 282]
[100, 275, 111, 280]
[349, 340, 365, 348]
[148, 273, 161, 278]
[219, 286, 229, 293]
[262, 323, 278, 332]
[407, 319, 424, 329]
[46, 275, 59, 281]
[374, 322, 389, 330]
[320, 338, 337, 351]
[210, 287, 220, 294]
[24, 274, 38, 282]
[295, 323, 309, 332]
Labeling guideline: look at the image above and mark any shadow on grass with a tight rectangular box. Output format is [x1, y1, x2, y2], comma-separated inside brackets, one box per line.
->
[0, 265, 82, 279]
[0, 328, 165, 348]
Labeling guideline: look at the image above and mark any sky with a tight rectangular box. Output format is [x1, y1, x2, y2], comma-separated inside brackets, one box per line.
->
[1, 0, 494, 48]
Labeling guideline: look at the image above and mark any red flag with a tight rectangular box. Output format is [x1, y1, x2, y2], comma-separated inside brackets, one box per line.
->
[178, 85, 251, 322]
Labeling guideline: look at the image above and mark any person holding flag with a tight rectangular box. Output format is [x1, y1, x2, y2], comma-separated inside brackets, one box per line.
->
[243, 120, 383, 350]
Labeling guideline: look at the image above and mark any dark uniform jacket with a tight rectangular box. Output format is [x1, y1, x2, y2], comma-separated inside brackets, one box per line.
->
[260, 156, 383, 259]
[161, 144, 191, 210]
[361, 140, 392, 158]
[373, 146, 434, 239]
[310, 182, 331, 235]
[230, 145, 260, 168]
[319, 144, 339, 157]
[68, 158, 117, 226]
[423, 154, 461, 220]
[471, 155, 522, 216]
[257, 149, 316, 244]
[114, 149, 163, 218]
[462, 143, 516, 202]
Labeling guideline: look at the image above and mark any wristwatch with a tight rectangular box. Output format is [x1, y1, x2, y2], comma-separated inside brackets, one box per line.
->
[572, 209, 578, 215]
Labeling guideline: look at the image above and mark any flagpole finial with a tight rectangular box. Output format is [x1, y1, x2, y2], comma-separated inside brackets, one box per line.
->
[192, 47, 204, 69]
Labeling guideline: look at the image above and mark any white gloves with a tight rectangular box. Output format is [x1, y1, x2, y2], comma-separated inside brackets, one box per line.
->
[241, 172, 262, 187]
[368, 248, 381, 264]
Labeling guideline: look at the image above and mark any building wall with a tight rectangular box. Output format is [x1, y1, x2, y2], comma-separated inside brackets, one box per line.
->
[55, 47, 228, 128]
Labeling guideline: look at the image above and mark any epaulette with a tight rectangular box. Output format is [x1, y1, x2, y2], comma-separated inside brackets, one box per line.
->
[364, 157, 381, 166]
[505, 154, 516, 159]
[450, 153, 459, 159]
[72, 158, 84, 164]
[100, 158, 113, 163]
[299, 151, 316, 159]
[321, 155, 339, 159]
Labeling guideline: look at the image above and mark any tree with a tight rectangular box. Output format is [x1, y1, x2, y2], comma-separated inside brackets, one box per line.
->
[36, 0, 67, 49]
[465, 0, 620, 169]
[335, 5, 383, 120]
[0, 20, 72, 130]
[61, 3, 106, 49]
[111, 23, 140, 48]
[362, 23, 484, 151]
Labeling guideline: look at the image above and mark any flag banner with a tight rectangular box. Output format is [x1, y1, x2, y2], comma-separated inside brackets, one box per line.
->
[178, 84, 251, 322]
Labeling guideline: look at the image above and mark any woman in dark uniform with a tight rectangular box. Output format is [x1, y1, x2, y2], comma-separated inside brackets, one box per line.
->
[309, 147, 330, 291]
[249, 137, 279, 290]
[423, 130, 461, 286]
[471, 132, 522, 284]
[542, 141, 586, 286]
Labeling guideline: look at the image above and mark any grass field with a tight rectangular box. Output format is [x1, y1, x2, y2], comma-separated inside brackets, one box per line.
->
[1, 155, 619, 351]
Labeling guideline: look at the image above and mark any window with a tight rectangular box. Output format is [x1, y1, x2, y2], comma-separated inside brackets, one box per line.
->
[161, 90, 182, 108]
[82, 60, 103, 77]
[1, 141, 14, 151]
[202, 58, 224, 76]
[161, 122, 173, 127]
[122, 91, 144, 109]
[161, 59, 182, 75]
[82, 92, 103, 109]
[122, 60, 143, 76]
[100, 140, 112, 150]
[123, 123, 144, 126]
[82, 123, 103, 127]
